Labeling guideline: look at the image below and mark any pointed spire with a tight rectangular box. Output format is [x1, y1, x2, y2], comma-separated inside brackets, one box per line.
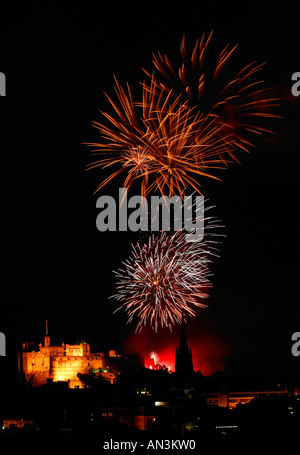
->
[44, 319, 50, 347]
[180, 312, 187, 349]
[175, 312, 194, 383]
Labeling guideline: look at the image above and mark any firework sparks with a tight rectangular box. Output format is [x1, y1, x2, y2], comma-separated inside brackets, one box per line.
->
[121, 145, 154, 176]
[143, 31, 280, 159]
[150, 351, 159, 366]
[86, 75, 236, 198]
[111, 228, 217, 332]
[86, 33, 279, 198]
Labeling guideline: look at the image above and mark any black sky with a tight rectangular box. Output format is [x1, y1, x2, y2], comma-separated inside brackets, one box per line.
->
[0, 3, 300, 380]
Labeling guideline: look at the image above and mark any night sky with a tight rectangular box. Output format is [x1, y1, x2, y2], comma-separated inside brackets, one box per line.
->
[0, 3, 300, 383]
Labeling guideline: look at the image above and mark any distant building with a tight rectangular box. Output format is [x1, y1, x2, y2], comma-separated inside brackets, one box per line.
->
[18, 325, 118, 388]
[201, 388, 289, 409]
[2, 419, 35, 429]
[102, 406, 155, 431]
[175, 315, 194, 383]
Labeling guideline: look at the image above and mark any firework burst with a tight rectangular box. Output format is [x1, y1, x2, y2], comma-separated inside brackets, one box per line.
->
[120, 145, 154, 176]
[112, 226, 219, 332]
[86, 75, 236, 198]
[143, 31, 280, 160]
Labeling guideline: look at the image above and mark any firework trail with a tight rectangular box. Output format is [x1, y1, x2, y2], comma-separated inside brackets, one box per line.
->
[111, 198, 222, 332]
[112, 230, 212, 332]
[86, 75, 236, 198]
[84, 34, 280, 334]
[143, 31, 280, 160]
[86, 34, 279, 197]
[150, 351, 159, 366]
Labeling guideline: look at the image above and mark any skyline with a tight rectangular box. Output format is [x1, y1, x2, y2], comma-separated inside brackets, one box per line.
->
[0, 4, 300, 388]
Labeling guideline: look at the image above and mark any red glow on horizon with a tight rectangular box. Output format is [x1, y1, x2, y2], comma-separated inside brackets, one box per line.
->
[123, 316, 231, 377]
[144, 349, 175, 372]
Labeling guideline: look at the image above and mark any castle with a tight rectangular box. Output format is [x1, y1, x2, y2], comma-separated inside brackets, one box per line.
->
[18, 324, 119, 388]
[19, 317, 194, 389]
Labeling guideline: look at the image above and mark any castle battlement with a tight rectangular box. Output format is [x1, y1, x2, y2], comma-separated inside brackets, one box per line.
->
[19, 330, 117, 389]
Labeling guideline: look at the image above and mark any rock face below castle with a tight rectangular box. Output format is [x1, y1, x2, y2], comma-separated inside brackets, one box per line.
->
[19, 335, 117, 388]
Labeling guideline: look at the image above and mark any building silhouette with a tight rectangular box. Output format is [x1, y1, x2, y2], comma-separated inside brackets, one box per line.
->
[175, 314, 194, 383]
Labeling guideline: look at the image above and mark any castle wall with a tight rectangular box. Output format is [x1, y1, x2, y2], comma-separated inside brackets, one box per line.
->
[65, 343, 90, 357]
[21, 341, 106, 389]
[22, 351, 51, 387]
[50, 355, 103, 388]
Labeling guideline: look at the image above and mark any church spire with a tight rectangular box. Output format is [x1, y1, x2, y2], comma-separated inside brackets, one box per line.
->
[180, 313, 187, 349]
[175, 313, 194, 383]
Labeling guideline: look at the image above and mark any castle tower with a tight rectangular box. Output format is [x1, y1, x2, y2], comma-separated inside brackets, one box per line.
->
[175, 314, 194, 383]
[44, 319, 50, 347]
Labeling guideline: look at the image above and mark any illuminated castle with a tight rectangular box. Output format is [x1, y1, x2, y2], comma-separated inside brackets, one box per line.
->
[175, 315, 194, 383]
[19, 322, 118, 389]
